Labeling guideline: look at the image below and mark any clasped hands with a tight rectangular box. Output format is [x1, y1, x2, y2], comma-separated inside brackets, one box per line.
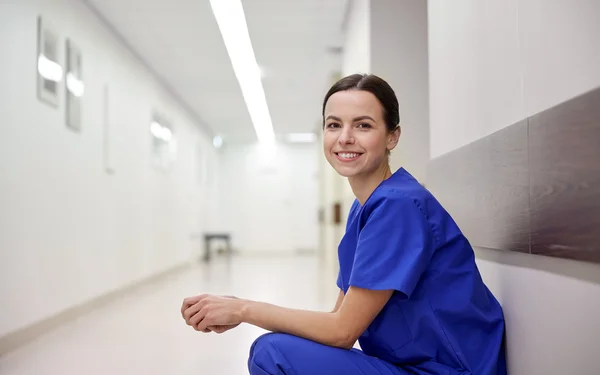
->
[181, 294, 244, 334]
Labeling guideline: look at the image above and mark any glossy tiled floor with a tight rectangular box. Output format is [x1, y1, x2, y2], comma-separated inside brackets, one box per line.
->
[0, 255, 339, 375]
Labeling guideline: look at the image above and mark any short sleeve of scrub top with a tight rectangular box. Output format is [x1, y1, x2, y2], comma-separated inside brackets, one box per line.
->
[336, 199, 359, 291]
[348, 196, 435, 299]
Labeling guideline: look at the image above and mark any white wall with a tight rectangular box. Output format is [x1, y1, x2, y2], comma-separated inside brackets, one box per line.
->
[428, 0, 600, 373]
[476, 249, 600, 375]
[429, 0, 600, 159]
[318, 0, 373, 274]
[371, 0, 429, 183]
[320, 0, 430, 275]
[340, 0, 371, 216]
[341, 0, 371, 77]
[0, 0, 217, 337]
[340, 0, 372, 215]
[218, 142, 319, 254]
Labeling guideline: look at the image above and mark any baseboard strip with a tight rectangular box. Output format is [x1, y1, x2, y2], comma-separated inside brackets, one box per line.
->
[0, 261, 192, 357]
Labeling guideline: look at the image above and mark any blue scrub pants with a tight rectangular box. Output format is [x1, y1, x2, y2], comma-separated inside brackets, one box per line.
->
[248, 333, 404, 375]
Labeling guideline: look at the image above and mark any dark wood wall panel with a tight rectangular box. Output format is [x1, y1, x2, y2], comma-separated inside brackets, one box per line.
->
[427, 87, 600, 264]
[427, 120, 530, 254]
[529, 89, 600, 263]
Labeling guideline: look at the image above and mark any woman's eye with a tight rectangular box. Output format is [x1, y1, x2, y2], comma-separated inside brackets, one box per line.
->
[358, 123, 372, 129]
[327, 123, 341, 128]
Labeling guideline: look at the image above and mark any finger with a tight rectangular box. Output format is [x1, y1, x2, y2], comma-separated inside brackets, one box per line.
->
[190, 300, 213, 327]
[183, 301, 207, 324]
[196, 313, 212, 332]
[212, 325, 233, 334]
[184, 294, 209, 306]
[181, 294, 207, 315]
[190, 308, 207, 327]
[181, 302, 190, 316]
[181, 298, 196, 316]
[197, 320, 209, 332]
[193, 300, 215, 327]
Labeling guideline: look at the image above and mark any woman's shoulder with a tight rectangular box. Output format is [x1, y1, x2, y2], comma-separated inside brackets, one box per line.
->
[366, 169, 432, 211]
[363, 169, 452, 234]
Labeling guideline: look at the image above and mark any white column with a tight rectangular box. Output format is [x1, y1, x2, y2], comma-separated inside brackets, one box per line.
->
[370, 0, 430, 183]
[317, 0, 430, 278]
[319, 0, 372, 278]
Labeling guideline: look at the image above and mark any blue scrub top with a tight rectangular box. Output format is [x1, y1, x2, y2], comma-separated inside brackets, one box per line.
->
[336, 168, 507, 375]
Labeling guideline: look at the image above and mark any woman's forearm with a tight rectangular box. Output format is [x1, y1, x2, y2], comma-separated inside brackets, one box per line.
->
[240, 299, 353, 349]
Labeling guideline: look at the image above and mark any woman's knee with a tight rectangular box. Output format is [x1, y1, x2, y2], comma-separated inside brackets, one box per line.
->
[248, 333, 297, 374]
[248, 333, 395, 375]
[248, 332, 290, 362]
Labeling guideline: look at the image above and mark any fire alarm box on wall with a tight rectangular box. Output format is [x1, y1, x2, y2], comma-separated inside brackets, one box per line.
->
[333, 202, 342, 225]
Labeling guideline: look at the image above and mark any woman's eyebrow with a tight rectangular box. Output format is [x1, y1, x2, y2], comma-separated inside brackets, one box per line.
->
[352, 115, 375, 122]
[325, 115, 375, 122]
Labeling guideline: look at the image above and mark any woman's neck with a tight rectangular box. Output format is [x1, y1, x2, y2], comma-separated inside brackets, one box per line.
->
[349, 164, 393, 206]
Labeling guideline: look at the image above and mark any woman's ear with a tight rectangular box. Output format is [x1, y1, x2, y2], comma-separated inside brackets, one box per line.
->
[387, 126, 401, 151]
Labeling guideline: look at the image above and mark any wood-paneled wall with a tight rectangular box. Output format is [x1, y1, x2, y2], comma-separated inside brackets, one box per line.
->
[428, 87, 600, 264]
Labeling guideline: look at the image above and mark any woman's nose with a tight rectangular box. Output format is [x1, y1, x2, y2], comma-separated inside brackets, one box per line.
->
[338, 128, 354, 144]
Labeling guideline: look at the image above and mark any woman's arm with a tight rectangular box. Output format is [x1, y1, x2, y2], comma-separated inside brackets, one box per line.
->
[241, 287, 392, 349]
[183, 287, 393, 350]
[331, 289, 344, 313]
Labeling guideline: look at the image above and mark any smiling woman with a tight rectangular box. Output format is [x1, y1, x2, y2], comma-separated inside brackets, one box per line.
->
[321, 75, 401, 201]
[181, 74, 507, 375]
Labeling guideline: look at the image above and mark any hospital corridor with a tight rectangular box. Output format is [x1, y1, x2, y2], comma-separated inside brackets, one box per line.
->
[2, 0, 600, 374]
[0, 256, 338, 374]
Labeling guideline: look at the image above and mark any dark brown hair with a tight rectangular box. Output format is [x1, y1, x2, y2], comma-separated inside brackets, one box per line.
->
[322, 73, 400, 131]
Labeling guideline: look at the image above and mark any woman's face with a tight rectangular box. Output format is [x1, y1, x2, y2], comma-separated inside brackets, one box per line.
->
[323, 90, 399, 178]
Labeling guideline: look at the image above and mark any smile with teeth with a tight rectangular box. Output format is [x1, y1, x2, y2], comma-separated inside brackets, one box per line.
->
[336, 152, 362, 161]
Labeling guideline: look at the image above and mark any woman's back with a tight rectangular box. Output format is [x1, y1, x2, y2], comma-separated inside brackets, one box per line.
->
[337, 167, 507, 375]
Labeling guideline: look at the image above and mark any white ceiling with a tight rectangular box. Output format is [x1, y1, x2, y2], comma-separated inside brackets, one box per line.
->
[83, 0, 348, 142]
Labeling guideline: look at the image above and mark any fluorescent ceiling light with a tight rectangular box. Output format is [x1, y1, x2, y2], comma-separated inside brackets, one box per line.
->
[209, 0, 274, 144]
[285, 133, 317, 143]
[150, 121, 172, 142]
[150, 121, 163, 138]
[38, 54, 63, 82]
[258, 65, 268, 79]
[213, 135, 223, 148]
[66, 72, 85, 97]
[161, 127, 173, 142]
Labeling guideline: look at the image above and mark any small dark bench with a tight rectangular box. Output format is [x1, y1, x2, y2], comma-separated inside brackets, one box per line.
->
[203, 233, 232, 262]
